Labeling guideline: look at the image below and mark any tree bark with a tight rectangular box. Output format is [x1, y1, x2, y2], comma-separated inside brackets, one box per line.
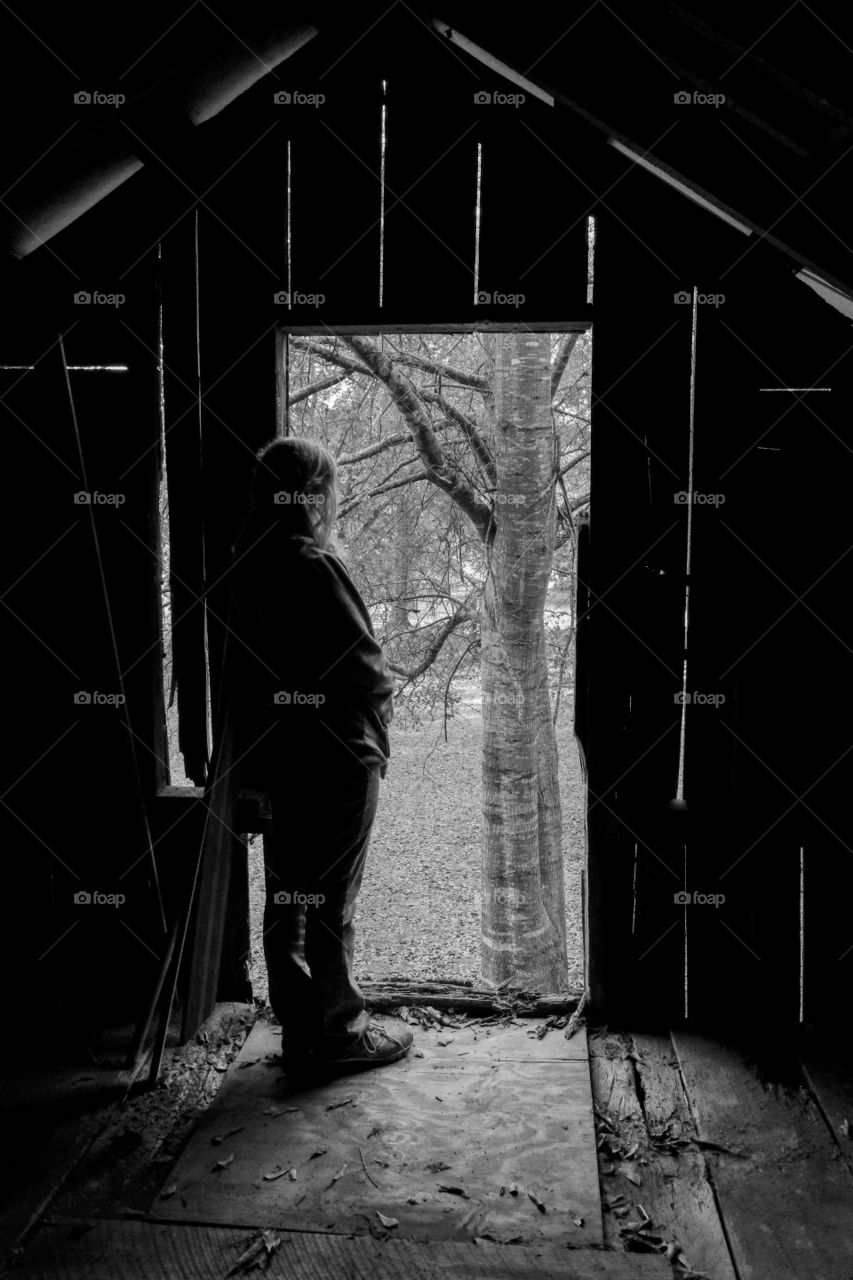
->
[480, 333, 568, 992]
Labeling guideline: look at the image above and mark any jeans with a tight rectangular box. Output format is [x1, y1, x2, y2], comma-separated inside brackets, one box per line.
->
[261, 752, 380, 1053]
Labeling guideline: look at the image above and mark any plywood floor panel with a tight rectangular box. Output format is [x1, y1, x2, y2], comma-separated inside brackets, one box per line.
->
[154, 1018, 601, 1247]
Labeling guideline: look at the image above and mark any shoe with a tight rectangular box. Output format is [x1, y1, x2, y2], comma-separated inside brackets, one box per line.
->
[313, 1018, 414, 1075]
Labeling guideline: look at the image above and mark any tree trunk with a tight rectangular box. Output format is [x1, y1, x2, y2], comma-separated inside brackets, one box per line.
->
[481, 333, 568, 991]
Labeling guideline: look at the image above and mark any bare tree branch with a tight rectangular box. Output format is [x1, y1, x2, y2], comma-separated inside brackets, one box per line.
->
[341, 335, 494, 543]
[387, 606, 477, 682]
[383, 343, 489, 391]
[288, 337, 372, 377]
[288, 371, 348, 405]
[420, 390, 497, 486]
[551, 334, 580, 400]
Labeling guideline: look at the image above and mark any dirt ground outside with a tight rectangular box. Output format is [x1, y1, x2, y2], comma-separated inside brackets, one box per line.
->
[246, 683, 586, 998]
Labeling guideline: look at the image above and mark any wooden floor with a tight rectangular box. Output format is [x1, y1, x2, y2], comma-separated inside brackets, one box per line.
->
[153, 1016, 601, 1245]
[6, 1009, 853, 1279]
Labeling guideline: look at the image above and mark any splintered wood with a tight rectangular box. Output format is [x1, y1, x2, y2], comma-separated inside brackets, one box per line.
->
[152, 1014, 601, 1246]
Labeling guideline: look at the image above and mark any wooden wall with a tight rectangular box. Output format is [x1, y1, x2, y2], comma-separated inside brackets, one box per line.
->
[2, 6, 851, 1048]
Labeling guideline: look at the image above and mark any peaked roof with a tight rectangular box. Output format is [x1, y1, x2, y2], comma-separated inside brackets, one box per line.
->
[1, 1, 852, 302]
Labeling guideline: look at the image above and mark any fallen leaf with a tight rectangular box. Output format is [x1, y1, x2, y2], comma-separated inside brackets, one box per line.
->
[159, 1184, 177, 1200]
[437, 1184, 469, 1198]
[326, 1097, 355, 1111]
[225, 1227, 282, 1277]
[262, 1167, 290, 1182]
[622, 1167, 642, 1186]
[211, 1126, 244, 1146]
[527, 1189, 547, 1213]
[573, 1215, 584, 1227]
[328, 1163, 348, 1186]
[212, 1153, 235, 1172]
[376, 1212, 399, 1229]
[840, 1118, 851, 1139]
[426, 1161, 451, 1174]
[309, 1148, 328, 1159]
[436, 1039, 454, 1047]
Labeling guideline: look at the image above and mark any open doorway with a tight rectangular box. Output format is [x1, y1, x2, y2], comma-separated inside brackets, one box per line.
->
[247, 328, 591, 1002]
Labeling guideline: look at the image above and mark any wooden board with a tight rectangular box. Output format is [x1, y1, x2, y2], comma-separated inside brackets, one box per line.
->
[630, 1033, 737, 1280]
[799, 1042, 853, 1181]
[672, 1031, 853, 1279]
[588, 1029, 734, 1276]
[153, 1017, 600, 1246]
[12, 1219, 670, 1280]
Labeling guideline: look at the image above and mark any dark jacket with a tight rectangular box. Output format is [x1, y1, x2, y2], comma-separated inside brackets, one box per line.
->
[228, 532, 394, 781]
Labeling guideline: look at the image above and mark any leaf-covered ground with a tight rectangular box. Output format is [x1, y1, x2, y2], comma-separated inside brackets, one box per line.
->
[248, 689, 586, 997]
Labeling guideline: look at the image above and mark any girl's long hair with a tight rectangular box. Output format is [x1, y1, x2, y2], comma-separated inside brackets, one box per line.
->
[229, 437, 341, 590]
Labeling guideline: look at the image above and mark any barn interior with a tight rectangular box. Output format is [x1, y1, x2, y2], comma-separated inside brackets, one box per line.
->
[1, 2, 853, 1278]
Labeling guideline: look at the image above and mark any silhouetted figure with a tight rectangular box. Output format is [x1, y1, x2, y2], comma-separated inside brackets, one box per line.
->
[228, 437, 412, 1078]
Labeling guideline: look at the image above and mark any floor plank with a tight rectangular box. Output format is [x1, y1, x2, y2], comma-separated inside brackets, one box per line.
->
[631, 1033, 736, 1280]
[799, 1042, 853, 1181]
[672, 1031, 853, 1280]
[153, 1017, 601, 1247]
[13, 1219, 672, 1279]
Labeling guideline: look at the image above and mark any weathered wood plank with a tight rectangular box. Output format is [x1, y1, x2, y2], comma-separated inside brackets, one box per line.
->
[631, 1033, 737, 1280]
[672, 1031, 853, 1279]
[588, 1030, 736, 1277]
[799, 1041, 853, 1181]
[13, 1219, 670, 1279]
[154, 1018, 600, 1244]
[360, 980, 582, 1018]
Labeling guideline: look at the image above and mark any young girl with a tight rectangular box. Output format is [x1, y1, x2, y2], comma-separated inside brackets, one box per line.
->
[228, 436, 412, 1077]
